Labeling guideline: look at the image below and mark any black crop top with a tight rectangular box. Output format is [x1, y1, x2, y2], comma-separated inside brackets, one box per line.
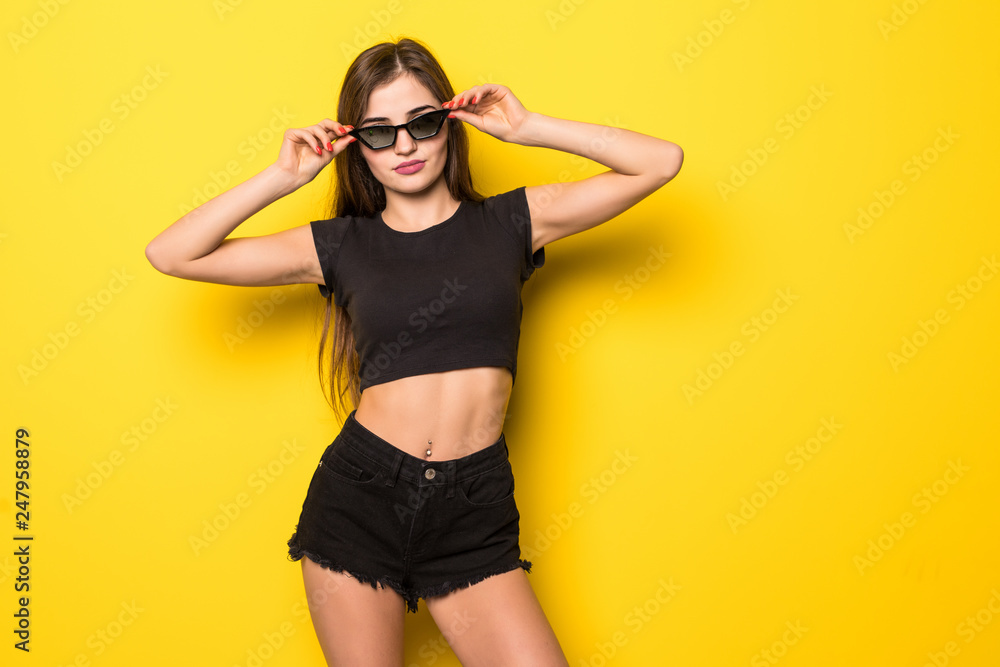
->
[310, 186, 545, 394]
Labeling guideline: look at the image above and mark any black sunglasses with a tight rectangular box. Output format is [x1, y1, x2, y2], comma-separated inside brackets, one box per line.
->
[346, 108, 452, 150]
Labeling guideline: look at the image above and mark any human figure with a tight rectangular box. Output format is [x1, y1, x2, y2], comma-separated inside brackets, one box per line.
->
[146, 36, 682, 666]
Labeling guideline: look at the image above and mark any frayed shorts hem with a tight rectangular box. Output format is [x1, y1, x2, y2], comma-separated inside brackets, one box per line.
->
[287, 539, 532, 614]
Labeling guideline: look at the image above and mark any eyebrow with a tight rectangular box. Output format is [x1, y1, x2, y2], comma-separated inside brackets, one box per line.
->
[359, 104, 437, 126]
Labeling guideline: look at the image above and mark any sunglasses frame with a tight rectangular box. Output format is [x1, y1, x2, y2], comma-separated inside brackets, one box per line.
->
[346, 108, 452, 150]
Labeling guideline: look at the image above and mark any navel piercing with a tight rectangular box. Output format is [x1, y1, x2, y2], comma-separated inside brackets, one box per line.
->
[426, 439, 433, 457]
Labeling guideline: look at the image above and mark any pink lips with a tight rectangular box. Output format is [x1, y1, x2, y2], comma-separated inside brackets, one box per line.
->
[394, 160, 425, 175]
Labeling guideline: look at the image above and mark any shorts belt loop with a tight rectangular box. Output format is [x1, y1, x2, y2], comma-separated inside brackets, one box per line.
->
[446, 461, 456, 499]
[385, 451, 403, 487]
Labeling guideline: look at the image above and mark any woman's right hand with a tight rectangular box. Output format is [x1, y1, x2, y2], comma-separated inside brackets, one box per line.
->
[274, 119, 356, 188]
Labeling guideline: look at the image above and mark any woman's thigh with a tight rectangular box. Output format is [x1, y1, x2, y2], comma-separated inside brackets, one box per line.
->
[424, 567, 569, 666]
[301, 557, 406, 666]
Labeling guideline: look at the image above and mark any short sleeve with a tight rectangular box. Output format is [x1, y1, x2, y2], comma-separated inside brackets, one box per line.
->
[483, 186, 545, 280]
[310, 216, 352, 305]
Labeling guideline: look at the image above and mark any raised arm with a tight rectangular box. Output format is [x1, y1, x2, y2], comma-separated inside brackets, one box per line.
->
[144, 119, 356, 287]
[443, 85, 683, 254]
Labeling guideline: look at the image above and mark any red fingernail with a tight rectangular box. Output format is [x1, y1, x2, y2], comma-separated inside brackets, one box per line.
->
[448, 113, 456, 119]
[326, 142, 333, 151]
[315, 146, 321, 155]
[471, 96, 477, 103]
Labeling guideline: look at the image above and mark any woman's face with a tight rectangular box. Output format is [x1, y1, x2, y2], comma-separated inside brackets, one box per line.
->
[355, 73, 449, 196]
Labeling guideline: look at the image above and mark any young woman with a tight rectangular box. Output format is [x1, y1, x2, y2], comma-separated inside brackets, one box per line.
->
[146, 37, 682, 666]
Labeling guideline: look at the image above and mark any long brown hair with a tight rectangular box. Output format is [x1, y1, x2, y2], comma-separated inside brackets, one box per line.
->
[318, 36, 485, 421]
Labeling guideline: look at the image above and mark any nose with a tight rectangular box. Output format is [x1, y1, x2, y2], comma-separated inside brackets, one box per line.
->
[394, 128, 417, 154]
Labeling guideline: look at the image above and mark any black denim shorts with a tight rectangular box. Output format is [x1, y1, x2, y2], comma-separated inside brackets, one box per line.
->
[287, 409, 532, 614]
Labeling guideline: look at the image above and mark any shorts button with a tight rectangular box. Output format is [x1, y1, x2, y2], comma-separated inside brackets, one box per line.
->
[424, 467, 436, 480]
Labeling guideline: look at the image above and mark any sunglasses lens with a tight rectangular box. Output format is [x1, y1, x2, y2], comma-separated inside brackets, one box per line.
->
[409, 111, 446, 139]
[360, 126, 394, 149]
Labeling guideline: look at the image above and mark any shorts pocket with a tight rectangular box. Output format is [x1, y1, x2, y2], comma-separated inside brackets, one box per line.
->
[456, 461, 515, 508]
[317, 439, 381, 485]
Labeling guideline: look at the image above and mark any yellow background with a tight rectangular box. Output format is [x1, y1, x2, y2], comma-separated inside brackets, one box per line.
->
[4, 0, 999, 664]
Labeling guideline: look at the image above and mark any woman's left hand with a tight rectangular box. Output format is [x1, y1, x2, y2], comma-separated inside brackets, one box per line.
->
[442, 84, 532, 144]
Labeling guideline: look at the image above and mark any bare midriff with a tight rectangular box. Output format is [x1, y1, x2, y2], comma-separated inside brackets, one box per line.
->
[353, 366, 514, 461]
